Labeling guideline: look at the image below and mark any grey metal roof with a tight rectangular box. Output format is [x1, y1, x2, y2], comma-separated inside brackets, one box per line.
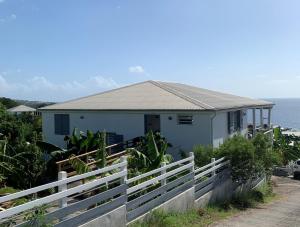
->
[7, 105, 36, 112]
[40, 81, 273, 111]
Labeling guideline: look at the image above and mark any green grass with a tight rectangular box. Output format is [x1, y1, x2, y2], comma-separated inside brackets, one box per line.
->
[0, 187, 19, 195]
[130, 182, 276, 227]
[0, 187, 28, 207]
[129, 206, 239, 227]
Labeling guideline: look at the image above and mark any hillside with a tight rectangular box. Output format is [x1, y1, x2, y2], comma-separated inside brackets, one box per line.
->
[0, 97, 55, 109]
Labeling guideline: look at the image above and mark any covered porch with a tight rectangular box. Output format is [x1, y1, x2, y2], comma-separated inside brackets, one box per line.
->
[248, 105, 274, 138]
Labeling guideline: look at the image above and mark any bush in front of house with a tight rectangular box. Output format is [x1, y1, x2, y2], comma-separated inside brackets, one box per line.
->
[193, 145, 217, 167]
[217, 133, 282, 184]
[218, 135, 257, 183]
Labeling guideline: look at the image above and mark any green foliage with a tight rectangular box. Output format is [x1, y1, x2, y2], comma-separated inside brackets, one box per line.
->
[252, 133, 283, 178]
[96, 131, 107, 169]
[218, 135, 257, 183]
[128, 131, 172, 174]
[23, 205, 52, 227]
[129, 206, 238, 227]
[64, 128, 103, 155]
[193, 145, 217, 167]
[217, 133, 284, 184]
[9, 143, 48, 188]
[130, 182, 275, 227]
[273, 128, 300, 164]
[68, 154, 92, 175]
[68, 131, 107, 175]
[230, 182, 274, 209]
[0, 97, 18, 109]
[0, 186, 19, 195]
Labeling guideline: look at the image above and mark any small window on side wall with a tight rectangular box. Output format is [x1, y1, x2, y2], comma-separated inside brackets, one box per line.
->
[177, 115, 193, 125]
[54, 114, 70, 135]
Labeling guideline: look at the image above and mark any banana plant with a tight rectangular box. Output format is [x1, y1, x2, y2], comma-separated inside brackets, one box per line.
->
[65, 128, 104, 155]
[68, 131, 107, 175]
[128, 131, 172, 174]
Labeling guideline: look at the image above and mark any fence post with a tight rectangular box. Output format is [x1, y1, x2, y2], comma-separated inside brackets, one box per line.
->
[211, 158, 216, 176]
[120, 156, 127, 184]
[161, 162, 166, 187]
[58, 171, 67, 208]
[189, 152, 194, 173]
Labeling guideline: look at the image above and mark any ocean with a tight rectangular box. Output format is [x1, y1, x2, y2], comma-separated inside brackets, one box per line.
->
[262, 98, 300, 130]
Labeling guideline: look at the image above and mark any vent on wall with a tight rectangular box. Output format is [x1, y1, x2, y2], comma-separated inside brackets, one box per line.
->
[177, 115, 193, 125]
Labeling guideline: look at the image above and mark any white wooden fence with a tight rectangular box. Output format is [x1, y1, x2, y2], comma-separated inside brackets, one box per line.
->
[0, 154, 230, 226]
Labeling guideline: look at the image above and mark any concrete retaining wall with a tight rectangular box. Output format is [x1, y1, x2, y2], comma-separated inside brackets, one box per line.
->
[195, 170, 235, 208]
[79, 205, 126, 227]
[128, 187, 195, 225]
[195, 173, 266, 208]
[79, 173, 265, 227]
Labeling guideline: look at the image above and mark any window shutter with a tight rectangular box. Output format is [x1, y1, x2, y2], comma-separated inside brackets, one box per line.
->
[61, 114, 70, 135]
[54, 114, 62, 134]
[54, 114, 70, 135]
[237, 111, 241, 129]
[227, 112, 231, 134]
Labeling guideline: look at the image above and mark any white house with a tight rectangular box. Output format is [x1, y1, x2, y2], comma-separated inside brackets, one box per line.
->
[7, 104, 38, 115]
[40, 81, 273, 158]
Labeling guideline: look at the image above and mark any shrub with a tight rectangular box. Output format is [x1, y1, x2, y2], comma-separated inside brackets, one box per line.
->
[231, 181, 274, 209]
[252, 133, 283, 178]
[193, 145, 217, 167]
[218, 135, 257, 183]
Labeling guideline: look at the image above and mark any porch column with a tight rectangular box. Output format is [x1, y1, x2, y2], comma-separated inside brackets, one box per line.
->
[260, 108, 264, 128]
[267, 108, 271, 128]
[252, 108, 256, 136]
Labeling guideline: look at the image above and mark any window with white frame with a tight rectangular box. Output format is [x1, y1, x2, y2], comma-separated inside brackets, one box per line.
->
[177, 115, 193, 125]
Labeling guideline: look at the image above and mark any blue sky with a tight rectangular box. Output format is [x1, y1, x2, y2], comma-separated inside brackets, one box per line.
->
[0, 0, 300, 101]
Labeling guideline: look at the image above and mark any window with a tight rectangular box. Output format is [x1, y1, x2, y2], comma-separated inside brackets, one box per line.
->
[54, 114, 70, 135]
[227, 111, 241, 134]
[177, 115, 193, 125]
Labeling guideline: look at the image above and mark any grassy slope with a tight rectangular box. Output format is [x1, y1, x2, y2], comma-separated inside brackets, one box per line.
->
[130, 182, 276, 227]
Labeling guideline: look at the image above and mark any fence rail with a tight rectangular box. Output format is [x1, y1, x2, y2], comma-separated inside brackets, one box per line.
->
[0, 154, 230, 226]
[56, 139, 136, 174]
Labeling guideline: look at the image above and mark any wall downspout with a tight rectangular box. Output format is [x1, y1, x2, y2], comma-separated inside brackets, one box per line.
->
[210, 111, 217, 146]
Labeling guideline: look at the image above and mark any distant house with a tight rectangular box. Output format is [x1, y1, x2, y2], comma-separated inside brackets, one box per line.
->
[7, 104, 38, 116]
[40, 81, 274, 158]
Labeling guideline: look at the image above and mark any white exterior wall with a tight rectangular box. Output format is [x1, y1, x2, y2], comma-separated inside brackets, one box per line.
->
[212, 112, 228, 148]
[160, 112, 212, 159]
[42, 111, 145, 148]
[212, 109, 248, 148]
[42, 110, 214, 158]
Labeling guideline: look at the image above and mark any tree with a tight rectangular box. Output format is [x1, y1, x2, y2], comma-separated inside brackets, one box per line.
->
[252, 133, 283, 178]
[0, 97, 18, 109]
[273, 128, 300, 164]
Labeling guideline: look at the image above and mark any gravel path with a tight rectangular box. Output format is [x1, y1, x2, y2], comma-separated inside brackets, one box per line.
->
[211, 176, 300, 227]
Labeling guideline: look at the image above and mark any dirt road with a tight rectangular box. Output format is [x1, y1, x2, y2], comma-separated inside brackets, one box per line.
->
[212, 176, 300, 227]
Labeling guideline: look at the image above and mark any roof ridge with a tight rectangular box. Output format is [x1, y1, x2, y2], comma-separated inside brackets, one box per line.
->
[149, 80, 216, 110]
[39, 80, 151, 110]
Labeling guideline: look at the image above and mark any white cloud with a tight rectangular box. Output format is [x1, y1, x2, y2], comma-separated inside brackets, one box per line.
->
[0, 75, 119, 101]
[129, 66, 145, 74]
[0, 13, 17, 23]
[10, 14, 16, 20]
